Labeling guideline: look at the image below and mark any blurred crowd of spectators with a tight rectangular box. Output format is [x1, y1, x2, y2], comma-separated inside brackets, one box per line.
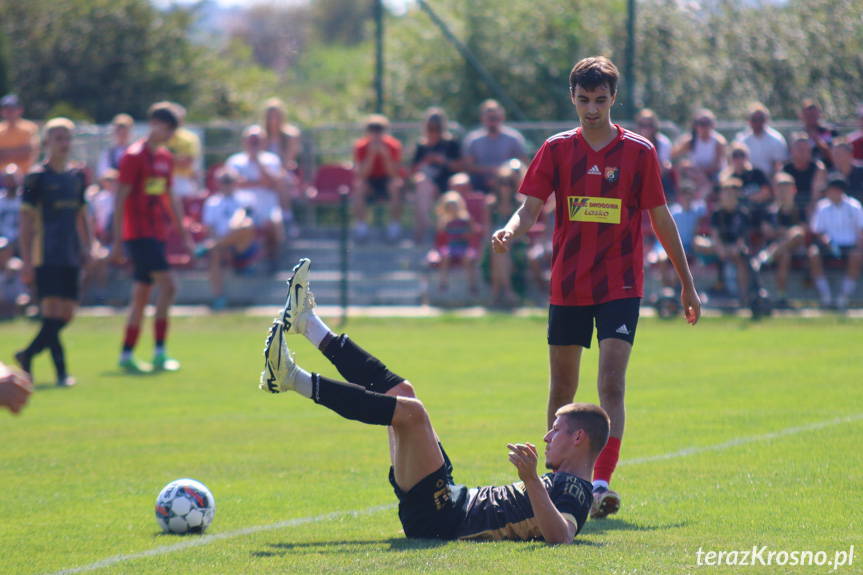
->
[2, 92, 863, 314]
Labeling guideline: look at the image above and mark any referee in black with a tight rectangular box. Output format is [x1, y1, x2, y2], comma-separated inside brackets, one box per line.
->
[15, 118, 91, 387]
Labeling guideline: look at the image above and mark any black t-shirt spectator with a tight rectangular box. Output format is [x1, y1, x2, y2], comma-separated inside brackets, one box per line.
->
[413, 138, 461, 192]
[782, 162, 819, 213]
[711, 207, 750, 245]
[768, 204, 804, 230]
[734, 167, 770, 228]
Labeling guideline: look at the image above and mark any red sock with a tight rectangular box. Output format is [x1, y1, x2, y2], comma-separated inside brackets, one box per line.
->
[123, 325, 140, 352]
[593, 436, 622, 484]
[155, 319, 168, 347]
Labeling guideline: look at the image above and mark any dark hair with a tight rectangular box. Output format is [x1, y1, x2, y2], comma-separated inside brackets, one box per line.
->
[147, 102, 179, 130]
[569, 57, 619, 96]
[555, 403, 610, 457]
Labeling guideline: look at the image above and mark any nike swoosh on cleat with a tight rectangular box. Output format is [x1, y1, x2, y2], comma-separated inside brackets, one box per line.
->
[267, 364, 278, 393]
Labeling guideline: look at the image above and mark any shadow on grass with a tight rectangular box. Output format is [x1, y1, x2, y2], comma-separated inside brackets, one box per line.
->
[251, 538, 447, 558]
[99, 369, 159, 378]
[580, 518, 687, 535]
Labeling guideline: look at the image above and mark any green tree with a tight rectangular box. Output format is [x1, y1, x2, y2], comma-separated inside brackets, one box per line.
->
[0, 0, 201, 121]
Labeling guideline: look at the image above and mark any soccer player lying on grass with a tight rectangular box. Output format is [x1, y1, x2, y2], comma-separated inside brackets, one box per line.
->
[259, 259, 609, 543]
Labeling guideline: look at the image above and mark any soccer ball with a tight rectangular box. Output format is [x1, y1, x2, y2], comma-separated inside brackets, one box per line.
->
[155, 478, 216, 534]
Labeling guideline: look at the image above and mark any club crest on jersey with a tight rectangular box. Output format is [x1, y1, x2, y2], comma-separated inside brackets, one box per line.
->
[604, 167, 619, 182]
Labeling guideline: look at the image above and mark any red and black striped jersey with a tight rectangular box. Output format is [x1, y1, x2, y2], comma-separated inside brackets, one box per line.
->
[118, 139, 174, 242]
[520, 125, 666, 306]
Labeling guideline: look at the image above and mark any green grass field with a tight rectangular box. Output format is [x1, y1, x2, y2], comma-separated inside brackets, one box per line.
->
[1, 313, 861, 574]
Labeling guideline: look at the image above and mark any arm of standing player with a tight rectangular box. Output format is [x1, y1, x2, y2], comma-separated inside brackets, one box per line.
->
[507, 442, 576, 545]
[649, 204, 702, 325]
[17, 209, 35, 284]
[77, 208, 93, 269]
[110, 183, 131, 264]
[165, 185, 195, 256]
[492, 195, 544, 253]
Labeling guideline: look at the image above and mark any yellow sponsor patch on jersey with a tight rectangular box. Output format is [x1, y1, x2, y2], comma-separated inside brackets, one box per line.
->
[568, 196, 622, 224]
[145, 177, 167, 196]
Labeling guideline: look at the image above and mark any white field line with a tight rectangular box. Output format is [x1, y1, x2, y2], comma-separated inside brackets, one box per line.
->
[620, 412, 863, 466]
[46, 504, 396, 575]
[46, 413, 863, 575]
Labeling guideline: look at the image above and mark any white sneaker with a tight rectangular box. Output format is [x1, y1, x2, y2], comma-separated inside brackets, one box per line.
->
[260, 319, 300, 393]
[280, 258, 315, 336]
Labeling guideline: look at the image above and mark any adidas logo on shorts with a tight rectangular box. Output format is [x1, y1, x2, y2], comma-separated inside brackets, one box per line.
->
[615, 324, 630, 335]
[588, 165, 601, 176]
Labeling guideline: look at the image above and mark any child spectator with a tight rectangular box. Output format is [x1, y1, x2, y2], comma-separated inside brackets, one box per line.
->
[81, 171, 118, 303]
[412, 108, 462, 244]
[432, 191, 479, 294]
[651, 182, 706, 287]
[694, 178, 751, 303]
[720, 142, 772, 239]
[807, 175, 863, 310]
[750, 173, 807, 309]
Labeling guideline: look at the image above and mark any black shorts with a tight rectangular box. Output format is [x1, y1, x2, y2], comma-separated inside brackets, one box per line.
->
[125, 238, 169, 284]
[366, 176, 391, 202]
[35, 266, 80, 301]
[815, 243, 858, 262]
[388, 447, 466, 540]
[548, 297, 641, 348]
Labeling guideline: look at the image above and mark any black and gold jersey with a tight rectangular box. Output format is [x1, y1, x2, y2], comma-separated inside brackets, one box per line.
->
[454, 472, 593, 542]
[21, 164, 86, 267]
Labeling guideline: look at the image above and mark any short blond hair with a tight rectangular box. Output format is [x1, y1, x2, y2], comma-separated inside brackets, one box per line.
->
[42, 117, 76, 140]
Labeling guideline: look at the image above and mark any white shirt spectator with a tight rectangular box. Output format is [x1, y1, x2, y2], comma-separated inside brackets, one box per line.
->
[225, 151, 284, 228]
[202, 193, 247, 239]
[88, 189, 114, 237]
[0, 190, 21, 243]
[736, 127, 788, 178]
[810, 195, 863, 247]
[97, 145, 127, 179]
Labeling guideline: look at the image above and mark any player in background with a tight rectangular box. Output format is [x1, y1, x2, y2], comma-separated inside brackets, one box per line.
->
[260, 259, 606, 544]
[110, 103, 194, 373]
[15, 118, 91, 387]
[492, 57, 701, 519]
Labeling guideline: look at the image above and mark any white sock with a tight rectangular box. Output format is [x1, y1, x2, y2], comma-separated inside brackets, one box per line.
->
[815, 277, 831, 302]
[293, 367, 313, 399]
[304, 313, 332, 349]
[841, 277, 856, 297]
[592, 480, 609, 492]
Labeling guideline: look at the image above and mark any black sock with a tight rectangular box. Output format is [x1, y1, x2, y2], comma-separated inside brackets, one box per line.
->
[24, 318, 62, 358]
[311, 373, 397, 426]
[47, 319, 69, 380]
[322, 335, 404, 394]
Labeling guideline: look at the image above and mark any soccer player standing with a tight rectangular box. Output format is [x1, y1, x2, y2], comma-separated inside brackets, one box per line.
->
[110, 103, 194, 373]
[492, 57, 701, 518]
[16, 118, 91, 386]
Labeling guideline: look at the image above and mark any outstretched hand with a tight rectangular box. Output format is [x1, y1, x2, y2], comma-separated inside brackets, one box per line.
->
[507, 442, 539, 482]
